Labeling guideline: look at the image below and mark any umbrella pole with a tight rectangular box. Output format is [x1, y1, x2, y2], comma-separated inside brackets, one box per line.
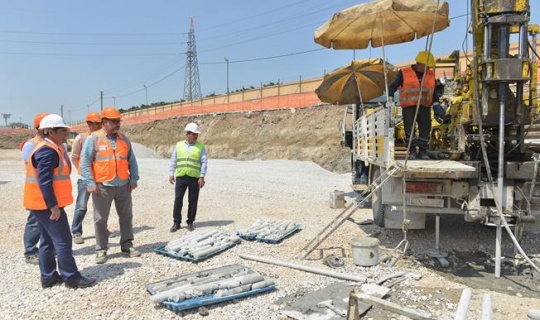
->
[379, 20, 390, 104]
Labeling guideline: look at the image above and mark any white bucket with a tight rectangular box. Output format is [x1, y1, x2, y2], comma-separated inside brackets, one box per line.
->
[351, 237, 379, 267]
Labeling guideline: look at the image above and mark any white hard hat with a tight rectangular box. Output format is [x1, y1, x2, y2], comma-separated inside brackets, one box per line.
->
[185, 122, 200, 133]
[39, 114, 70, 130]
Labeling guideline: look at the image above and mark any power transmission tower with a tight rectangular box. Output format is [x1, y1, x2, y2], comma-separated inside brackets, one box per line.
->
[183, 17, 202, 101]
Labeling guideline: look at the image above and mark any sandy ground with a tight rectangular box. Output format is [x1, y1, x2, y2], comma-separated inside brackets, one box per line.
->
[0, 145, 539, 319]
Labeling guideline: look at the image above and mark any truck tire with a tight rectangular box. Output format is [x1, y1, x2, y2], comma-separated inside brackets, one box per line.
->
[371, 167, 386, 227]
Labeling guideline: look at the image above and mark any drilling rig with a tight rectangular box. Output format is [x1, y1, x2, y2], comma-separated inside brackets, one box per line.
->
[344, 0, 539, 275]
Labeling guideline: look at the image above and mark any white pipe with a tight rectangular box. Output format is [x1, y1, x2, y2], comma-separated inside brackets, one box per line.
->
[454, 288, 472, 320]
[240, 254, 366, 283]
[482, 293, 492, 320]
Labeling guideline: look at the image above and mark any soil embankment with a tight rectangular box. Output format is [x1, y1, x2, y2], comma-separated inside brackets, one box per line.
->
[121, 106, 351, 173]
[0, 106, 350, 173]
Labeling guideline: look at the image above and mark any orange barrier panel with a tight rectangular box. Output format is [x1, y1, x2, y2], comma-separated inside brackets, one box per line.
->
[72, 92, 323, 131]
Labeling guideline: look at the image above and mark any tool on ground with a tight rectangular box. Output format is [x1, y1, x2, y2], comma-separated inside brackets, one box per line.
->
[317, 299, 347, 317]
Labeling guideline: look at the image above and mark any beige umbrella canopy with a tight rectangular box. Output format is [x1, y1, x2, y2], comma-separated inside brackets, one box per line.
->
[314, 0, 450, 49]
[316, 58, 398, 105]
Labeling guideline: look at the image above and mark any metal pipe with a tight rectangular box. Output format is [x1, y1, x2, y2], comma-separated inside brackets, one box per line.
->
[435, 215, 440, 250]
[496, 82, 506, 278]
[454, 288, 472, 320]
[240, 254, 366, 283]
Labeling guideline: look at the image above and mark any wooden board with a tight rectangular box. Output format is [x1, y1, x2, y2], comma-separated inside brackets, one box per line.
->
[393, 160, 477, 179]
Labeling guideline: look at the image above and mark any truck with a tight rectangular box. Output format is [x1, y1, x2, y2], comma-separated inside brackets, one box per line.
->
[342, 0, 539, 245]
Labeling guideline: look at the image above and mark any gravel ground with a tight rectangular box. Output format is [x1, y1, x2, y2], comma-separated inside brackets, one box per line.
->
[0, 145, 539, 320]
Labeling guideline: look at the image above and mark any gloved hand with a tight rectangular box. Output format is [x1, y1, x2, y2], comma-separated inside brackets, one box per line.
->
[433, 102, 445, 123]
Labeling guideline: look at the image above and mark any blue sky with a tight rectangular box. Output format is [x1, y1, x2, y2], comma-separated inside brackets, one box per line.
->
[1, 0, 538, 125]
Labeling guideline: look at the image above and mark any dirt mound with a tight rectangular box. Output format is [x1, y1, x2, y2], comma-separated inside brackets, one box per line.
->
[0, 106, 351, 174]
[0, 129, 34, 149]
[122, 106, 351, 173]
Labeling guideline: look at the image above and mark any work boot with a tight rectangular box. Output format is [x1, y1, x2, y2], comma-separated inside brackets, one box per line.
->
[121, 247, 141, 258]
[170, 223, 180, 232]
[73, 234, 84, 244]
[65, 276, 96, 289]
[95, 250, 107, 264]
[25, 255, 39, 265]
[41, 272, 63, 289]
[359, 173, 368, 185]
[418, 149, 430, 160]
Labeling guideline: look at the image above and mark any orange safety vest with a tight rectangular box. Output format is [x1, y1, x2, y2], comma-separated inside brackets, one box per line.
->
[24, 140, 73, 210]
[91, 130, 130, 183]
[75, 131, 90, 175]
[399, 66, 435, 108]
[20, 135, 43, 152]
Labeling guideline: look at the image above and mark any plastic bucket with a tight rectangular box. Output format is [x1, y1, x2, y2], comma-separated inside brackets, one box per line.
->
[351, 237, 379, 266]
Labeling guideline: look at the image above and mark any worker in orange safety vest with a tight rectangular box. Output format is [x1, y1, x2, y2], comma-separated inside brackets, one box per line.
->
[19, 112, 49, 265]
[388, 51, 441, 160]
[79, 107, 140, 265]
[24, 113, 95, 289]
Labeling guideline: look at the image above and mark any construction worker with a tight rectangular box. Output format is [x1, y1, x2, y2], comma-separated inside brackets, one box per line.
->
[388, 51, 440, 160]
[19, 112, 49, 265]
[80, 107, 140, 264]
[168, 122, 208, 232]
[24, 114, 95, 288]
[70, 112, 102, 244]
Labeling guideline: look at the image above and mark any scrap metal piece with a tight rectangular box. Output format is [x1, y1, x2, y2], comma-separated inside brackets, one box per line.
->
[425, 248, 450, 268]
[325, 254, 345, 268]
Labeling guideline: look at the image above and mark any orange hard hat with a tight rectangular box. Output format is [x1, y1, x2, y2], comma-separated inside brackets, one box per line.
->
[101, 107, 122, 120]
[33, 113, 49, 128]
[85, 111, 101, 123]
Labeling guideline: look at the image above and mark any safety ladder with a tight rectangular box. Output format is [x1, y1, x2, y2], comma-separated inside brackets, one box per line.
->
[298, 164, 400, 260]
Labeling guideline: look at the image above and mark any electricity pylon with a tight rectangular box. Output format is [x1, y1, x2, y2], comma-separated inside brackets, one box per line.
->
[183, 17, 202, 101]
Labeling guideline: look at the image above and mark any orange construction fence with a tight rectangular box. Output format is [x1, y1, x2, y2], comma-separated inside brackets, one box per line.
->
[71, 76, 324, 132]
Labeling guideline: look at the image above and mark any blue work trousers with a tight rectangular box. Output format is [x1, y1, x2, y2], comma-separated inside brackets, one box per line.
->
[71, 178, 91, 236]
[23, 212, 40, 256]
[32, 208, 82, 283]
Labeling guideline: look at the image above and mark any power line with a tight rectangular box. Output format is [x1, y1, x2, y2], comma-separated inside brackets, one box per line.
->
[0, 29, 185, 36]
[0, 39, 185, 46]
[0, 51, 181, 57]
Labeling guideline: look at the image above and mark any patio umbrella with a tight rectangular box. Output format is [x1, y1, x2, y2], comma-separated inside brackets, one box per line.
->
[316, 58, 398, 105]
[314, 0, 450, 49]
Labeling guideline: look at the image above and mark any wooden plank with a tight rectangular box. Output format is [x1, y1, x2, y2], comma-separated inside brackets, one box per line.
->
[394, 160, 477, 179]
[395, 160, 475, 172]
[353, 292, 435, 320]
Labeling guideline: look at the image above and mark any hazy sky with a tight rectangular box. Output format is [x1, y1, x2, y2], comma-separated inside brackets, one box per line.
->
[1, 0, 538, 125]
